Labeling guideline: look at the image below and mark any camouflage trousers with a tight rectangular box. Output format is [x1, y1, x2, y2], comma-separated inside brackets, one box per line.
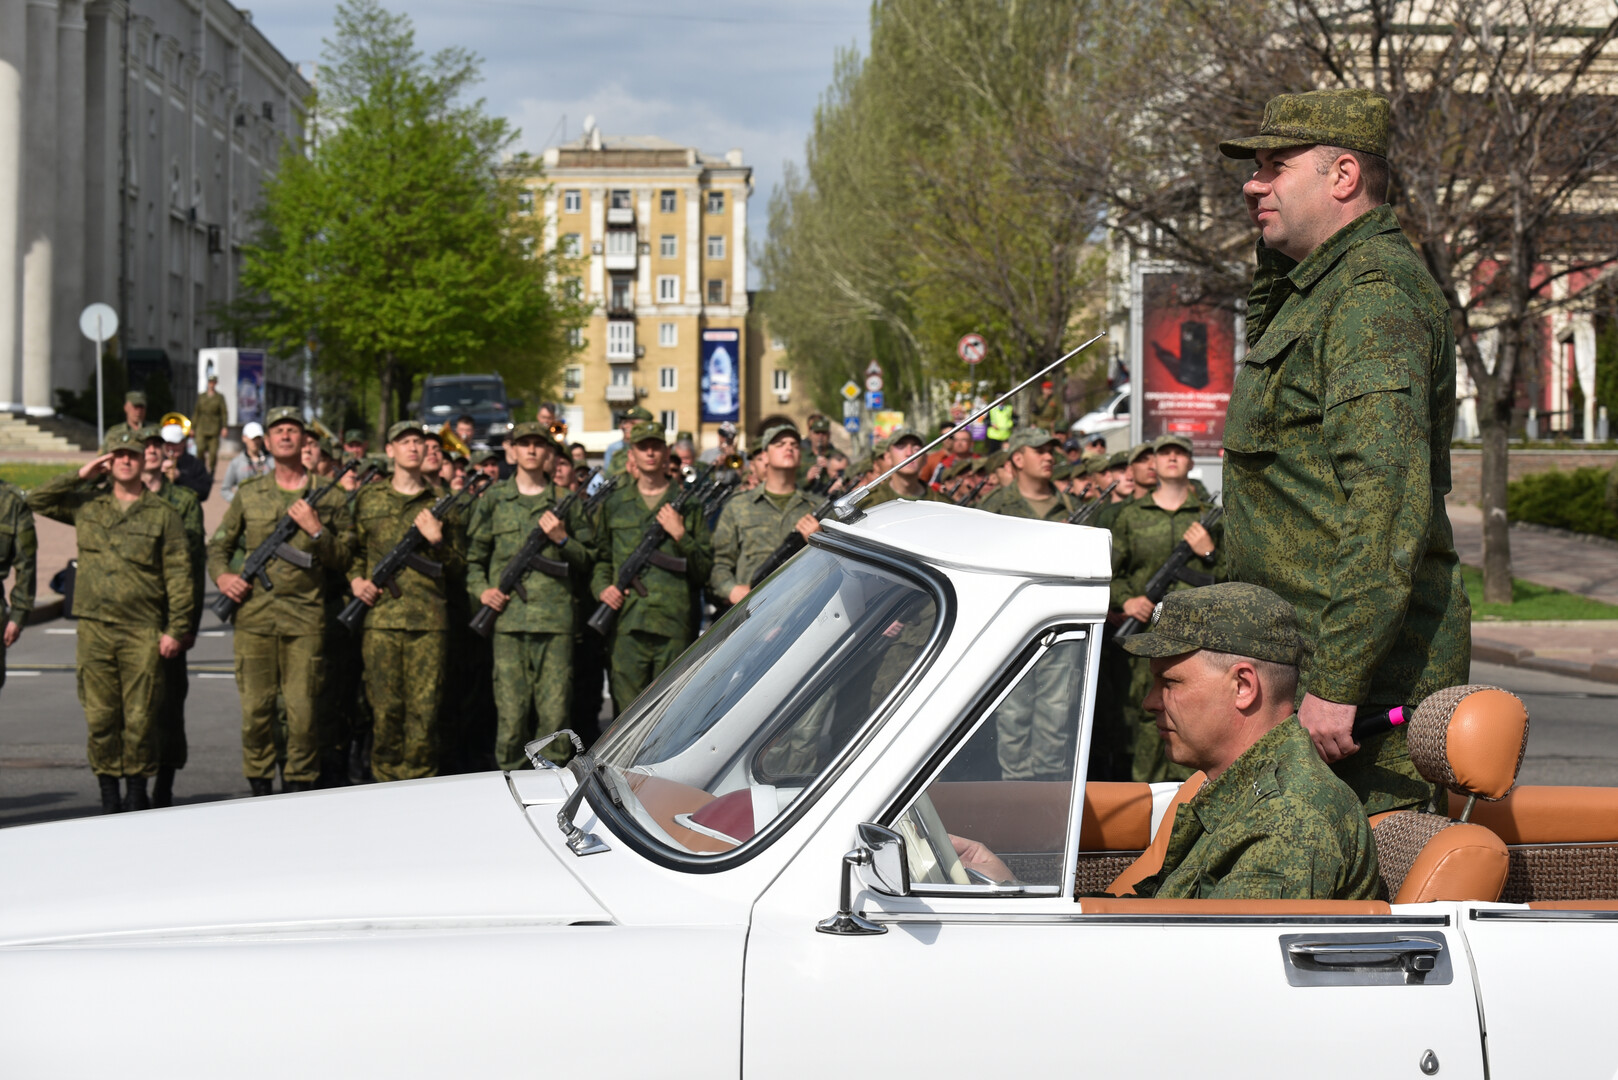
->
[156, 652, 188, 769]
[362, 629, 445, 782]
[492, 631, 573, 770]
[76, 618, 163, 778]
[235, 631, 323, 783]
[195, 432, 220, 473]
[608, 629, 689, 714]
[995, 638, 1084, 781]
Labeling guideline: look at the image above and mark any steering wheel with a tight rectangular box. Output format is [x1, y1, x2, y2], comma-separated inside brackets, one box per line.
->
[896, 792, 969, 887]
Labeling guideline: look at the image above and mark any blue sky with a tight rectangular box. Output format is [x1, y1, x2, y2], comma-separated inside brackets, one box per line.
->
[253, 1, 873, 285]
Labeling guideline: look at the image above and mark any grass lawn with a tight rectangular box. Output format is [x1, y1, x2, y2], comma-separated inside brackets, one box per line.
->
[1463, 565, 1618, 621]
[0, 462, 79, 491]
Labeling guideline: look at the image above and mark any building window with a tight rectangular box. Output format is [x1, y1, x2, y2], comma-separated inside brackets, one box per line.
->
[520, 236, 536, 259]
[517, 190, 534, 215]
[657, 275, 679, 303]
[610, 277, 633, 311]
[659, 234, 677, 258]
[567, 327, 584, 348]
[605, 229, 636, 257]
[562, 233, 582, 257]
[610, 189, 632, 210]
[659, 366, 677, 391]
[660, 189, 677, 213]
[706, 234, 725, 260]
[772, 369, 790, 394]
[563, 189, 581, 213]
[707, 279, 725, 305]
[564, 277, 582, 299]
[706, 190, 724, 214]
[660, 409, 677, 433]
[609, 366, 633, 389]
[607, 321, 635, 359]
[659, 322, 677, 347]
[564, 366, 584, 389]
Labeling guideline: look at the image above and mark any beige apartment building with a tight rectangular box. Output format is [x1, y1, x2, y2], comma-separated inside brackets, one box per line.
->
[528, 128, 752, 452]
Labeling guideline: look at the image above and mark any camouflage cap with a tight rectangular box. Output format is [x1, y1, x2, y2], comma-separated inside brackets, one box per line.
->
[984, 449, 1010, 472]
[468, 449, 495, 466]
[134, 424, 163, 443]
[387, 419, 426, 442]
[124, 390, 147, 406]
[878, 425, 924, 454]
[264, 405, 305, 430]
[321, 436, 342, 460]
[1219, 88, 1390, 160]
[1085, 454, 1112, 476]
[509, 420, 562, 451]
[1051, 460, 1074, 481]
[675, 430, 695, 445]
[343, 429, 367, 444]
[808, 415, 831, 433]
[942, 459, 972, 481]
[1122, 582, 1303, 666]
[1128, 441, 1156, 463]
[619, 406, 653, 424]
[628, 420, 667, 445]
[365, 453, 394, 475]
[103, 429, 144, 455]
[1107, 449, 1130, 470]
[1006, 426, 1061, 454]
[1154, 432, 1194, 455]
[761, 422, 801, 448]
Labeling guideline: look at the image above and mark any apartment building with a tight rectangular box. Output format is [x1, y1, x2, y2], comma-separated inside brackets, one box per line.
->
[531, 127, 752, 452]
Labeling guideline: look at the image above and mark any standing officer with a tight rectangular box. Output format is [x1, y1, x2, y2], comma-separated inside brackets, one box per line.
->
[466, 422, 592, 768]
[103, 390, 148, 444]
[0, 475, 36, 696]
[139, 425, 205, 807]
[210, 406, 351, 795]
[193, 375, 229, 474]
[863, 427, 949, 507]
[28, 433, 193, 812]
[709, 423, 819, 607]
[345, 421, 466, 781]
[978, 428, 1074, 520]
[1219, 88, 1468, 813]
[592, 420, 712, 712]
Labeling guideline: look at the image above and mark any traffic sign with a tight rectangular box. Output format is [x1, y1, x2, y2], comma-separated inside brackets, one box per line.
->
[865, 374, 883, 393]
[80, 303, 119, 444]
[867, 390, 884, 410]
[843, 415, 860, 434]
[842, 399, 859, 419]
[866, 359, 882, 377]
[840, 380, 860, 401]
[958, 333, 986, 365]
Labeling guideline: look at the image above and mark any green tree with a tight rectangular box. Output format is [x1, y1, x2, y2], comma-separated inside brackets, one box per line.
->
[232, 0, 584, 434]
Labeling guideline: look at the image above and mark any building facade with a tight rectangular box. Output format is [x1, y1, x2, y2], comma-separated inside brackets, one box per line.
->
[0, 0, 307, 418]
[532, 130, 751, 452]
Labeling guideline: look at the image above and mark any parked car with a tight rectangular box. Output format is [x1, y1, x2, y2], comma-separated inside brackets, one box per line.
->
[1, 500, 1615, 1078]
[415, 373, 513, 447]
[1070, 381, 1130, 440]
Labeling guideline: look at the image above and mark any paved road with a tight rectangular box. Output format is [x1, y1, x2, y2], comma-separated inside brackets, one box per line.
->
[4, 618, 1614, 830]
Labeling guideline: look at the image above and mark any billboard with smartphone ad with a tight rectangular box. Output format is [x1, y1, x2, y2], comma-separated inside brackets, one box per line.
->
[1136, 270, 1236, 455]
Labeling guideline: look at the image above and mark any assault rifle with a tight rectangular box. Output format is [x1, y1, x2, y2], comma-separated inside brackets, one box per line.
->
[1067, 481, 1119, 526]
[586, 464, 711, 636]
[1111, 498, 1223, 641]
[210, 460, 358, 624]
[468, 468, 597, 638]
[744, 474, 855, 590]
[338, 472, 492, 633]
[956, 475, 992, 506]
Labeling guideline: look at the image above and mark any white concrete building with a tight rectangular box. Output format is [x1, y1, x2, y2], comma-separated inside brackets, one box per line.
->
[0, 0, 307, 418]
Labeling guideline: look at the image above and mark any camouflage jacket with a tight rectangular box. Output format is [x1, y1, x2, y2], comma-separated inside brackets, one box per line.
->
[708, 484, 820, 598]
[1129, 718, 1382, 901]
[590, 481, 713, 640]
[0, 481, 36, 629]
[465, 479, 593, 635]
[1108, 490, 1225, 610]
[1227, 206, 1469, 714]
[149, 478, 206, 624]
[27, 473, 194, 637]
[863, 481, 948, 509]
[208, 472, 351, 635]
[978, 483, 1073, 521]
[193, 390, 228, 435]
[344, 481, 466, 632]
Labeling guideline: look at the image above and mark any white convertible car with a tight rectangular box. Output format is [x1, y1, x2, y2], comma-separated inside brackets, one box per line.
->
[3, 501, 1616, 1078]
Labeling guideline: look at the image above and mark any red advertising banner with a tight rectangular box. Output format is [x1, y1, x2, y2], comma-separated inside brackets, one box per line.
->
[1140, 272, 1235, 455]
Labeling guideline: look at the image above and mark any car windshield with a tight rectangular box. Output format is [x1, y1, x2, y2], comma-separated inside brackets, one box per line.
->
[591, 546, 941, 859]
[422, 381, 505, 414]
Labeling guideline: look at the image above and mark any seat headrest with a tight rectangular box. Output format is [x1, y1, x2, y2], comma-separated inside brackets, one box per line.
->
[1407, 684, 1529, 801]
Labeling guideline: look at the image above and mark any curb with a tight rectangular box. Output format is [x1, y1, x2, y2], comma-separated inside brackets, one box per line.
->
[1473, 634, 1618, 685]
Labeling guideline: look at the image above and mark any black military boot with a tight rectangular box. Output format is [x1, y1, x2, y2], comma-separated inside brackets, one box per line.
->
[123, 777, 151, 812]
[98, 775, 123, 814]
[248, 777, 275, 797]
[152, 767, 176, 808]
[283, 779, 314, 793]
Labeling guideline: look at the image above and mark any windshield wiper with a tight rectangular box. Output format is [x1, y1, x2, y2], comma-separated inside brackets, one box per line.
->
[527, 730, 613, 857]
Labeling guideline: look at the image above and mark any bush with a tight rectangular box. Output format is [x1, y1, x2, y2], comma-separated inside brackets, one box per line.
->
[1506, 466, 1618, 540]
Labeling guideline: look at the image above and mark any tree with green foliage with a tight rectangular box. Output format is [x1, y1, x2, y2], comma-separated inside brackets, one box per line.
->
[231, 0, 584, 434]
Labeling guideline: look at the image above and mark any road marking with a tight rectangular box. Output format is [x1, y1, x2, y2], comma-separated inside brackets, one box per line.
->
[197, 672, 235, 679]
[5, 670, 40, 676]
[44, 628, 76, 635]
[199, 631, 227, 638]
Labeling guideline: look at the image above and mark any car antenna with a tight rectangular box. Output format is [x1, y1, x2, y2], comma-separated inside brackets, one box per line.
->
[829, 331, 1106, 525]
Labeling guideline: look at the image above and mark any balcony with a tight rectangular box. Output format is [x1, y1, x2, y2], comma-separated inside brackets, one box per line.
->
[605, 382, 638, 403]
[606, 206, 635, 226]
[604, 228, 638, 272]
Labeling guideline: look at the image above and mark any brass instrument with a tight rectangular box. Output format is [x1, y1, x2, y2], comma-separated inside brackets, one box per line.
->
[712, 451, 745, 471]
[307, 417, 337, 445]
[439, 427, 473, 461]
[547, 419, 568, 442]
[158, 412, 193, 439]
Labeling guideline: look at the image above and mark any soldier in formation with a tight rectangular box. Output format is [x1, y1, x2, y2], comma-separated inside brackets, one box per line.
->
[0, 474, 36, 698]
[193, 375, 229, 474]
[709, 423, 819, 608]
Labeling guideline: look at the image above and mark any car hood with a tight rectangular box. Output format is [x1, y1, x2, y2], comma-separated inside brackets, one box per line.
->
[0, 772, 607, 948]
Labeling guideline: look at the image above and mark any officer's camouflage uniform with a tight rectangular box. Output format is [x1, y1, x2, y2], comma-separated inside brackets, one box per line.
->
[1126, 718, 1382, 900]
[709, 485, 820, 599]
[148, 476, 204, 780]
[209, 472, 351, 785]
[28, 470, 194, 777]
[1109, 489, 1224, 782]
[0, 480, 37, 692]
[193, 388, 228, 472]
[346, 480, 465, 781]
[466, 479, 593, 769]
[976, 483, 1074, 520]
[591, 480, 712, 712]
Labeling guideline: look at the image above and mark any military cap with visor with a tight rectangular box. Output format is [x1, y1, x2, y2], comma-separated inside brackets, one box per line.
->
[1121, 582, 1304, 666]
[1106, 449, 1130, 470]
[759, 422, 801, 448]
[124, 390, 147, 407]
[1154, 432, 1194, 456]
[1219, 88, 1390, 159]
[468, 449, 496, 467]
[102, 429, 145, 455]
[1005, 426, 1062, 454]
[877, 425, 923, 454]
[343, 428, 367, 444]
[807, 416, 831, 434]
[264, 405, 305, 430]
[628, 420, 667, 445]
[134, 424, 163, 444]
[509, 420, 563, 452]
[619, 406, 654, 424]
[1128, 441, 1156, 463]
[386, 419, 426, 442]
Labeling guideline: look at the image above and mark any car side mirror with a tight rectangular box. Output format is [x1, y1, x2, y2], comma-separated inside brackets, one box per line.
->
[815, 822, 907, 937]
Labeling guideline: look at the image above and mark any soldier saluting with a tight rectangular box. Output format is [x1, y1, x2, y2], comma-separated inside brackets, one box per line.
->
[1219, 89, 1469, 813]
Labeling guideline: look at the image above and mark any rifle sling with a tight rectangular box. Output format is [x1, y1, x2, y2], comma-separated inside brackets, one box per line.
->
[646, 550, 687, 575]
[1173, 566, 1215, 588]
[527, 554, 570, 579]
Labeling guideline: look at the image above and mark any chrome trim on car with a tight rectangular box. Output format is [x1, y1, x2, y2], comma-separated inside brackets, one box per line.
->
[1470, 908, 1618, 922]
[869, 912, 1451, 927]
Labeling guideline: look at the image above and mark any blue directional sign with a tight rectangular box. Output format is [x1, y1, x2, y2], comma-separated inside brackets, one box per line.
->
[844, 415, 860, 433]
[867, 390, 884, 410]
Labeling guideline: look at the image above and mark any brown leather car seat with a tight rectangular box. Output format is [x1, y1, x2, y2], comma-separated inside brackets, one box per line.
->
[1372, 684, 1528, 903]
[1107, 772, 1207, 896]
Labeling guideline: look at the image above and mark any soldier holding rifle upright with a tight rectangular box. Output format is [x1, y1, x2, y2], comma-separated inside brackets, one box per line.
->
[210, 407, 350, 796]
[709, 423, 819, 608]
[1218, 89, 1468, 813]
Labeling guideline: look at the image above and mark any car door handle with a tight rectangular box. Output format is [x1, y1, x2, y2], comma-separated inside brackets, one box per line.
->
[1279, 933, 1453, 986]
